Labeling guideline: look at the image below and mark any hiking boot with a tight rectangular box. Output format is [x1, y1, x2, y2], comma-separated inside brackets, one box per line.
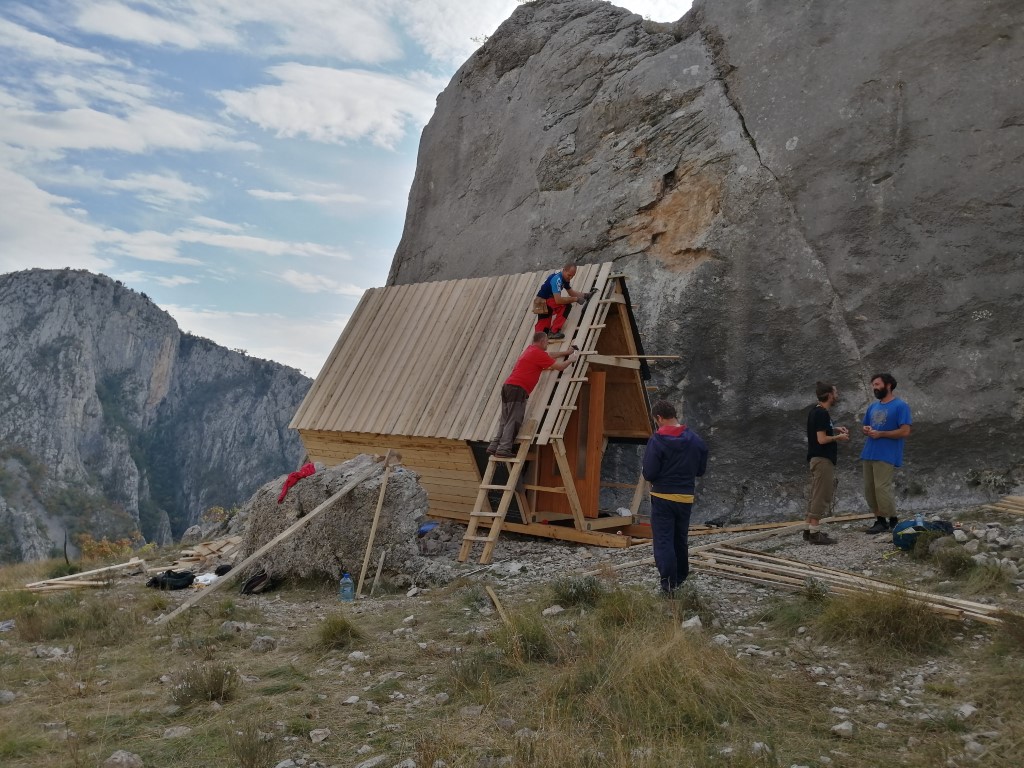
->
[493, 450, 515, 459]
[807, 530, 836, 545]
[888, 516, 899, 529]
[802, 529, 810, 541]
[864, 519, 889, 535]
[547, 331, 565, 340]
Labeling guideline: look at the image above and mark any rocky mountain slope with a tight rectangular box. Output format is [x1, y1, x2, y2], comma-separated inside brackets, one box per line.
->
[0, 268, 310, 561]
[389, 0, 1024, 520]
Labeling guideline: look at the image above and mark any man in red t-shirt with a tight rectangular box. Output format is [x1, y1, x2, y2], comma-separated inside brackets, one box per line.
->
[487, 332, 579, 457]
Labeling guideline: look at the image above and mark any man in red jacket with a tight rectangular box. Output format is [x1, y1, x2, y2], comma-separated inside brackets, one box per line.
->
[487, 332, 578, 457]
[642, 400, 709, 595]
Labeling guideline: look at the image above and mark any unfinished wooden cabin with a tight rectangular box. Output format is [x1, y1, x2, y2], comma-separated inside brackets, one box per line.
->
[289, 262, 653, 560]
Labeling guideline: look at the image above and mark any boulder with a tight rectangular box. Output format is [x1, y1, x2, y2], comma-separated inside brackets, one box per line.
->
[387, 0, 1024, 520]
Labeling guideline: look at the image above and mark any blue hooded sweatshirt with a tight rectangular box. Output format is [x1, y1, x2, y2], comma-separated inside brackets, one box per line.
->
[642, 425, 709, 495]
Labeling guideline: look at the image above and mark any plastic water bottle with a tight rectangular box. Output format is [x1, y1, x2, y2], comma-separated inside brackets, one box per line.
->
[914, 512, 924, 527]
[339, 572, 354, 602]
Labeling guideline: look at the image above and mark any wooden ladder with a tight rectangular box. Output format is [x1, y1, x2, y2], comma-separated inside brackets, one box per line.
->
[457, 419, 536, 564]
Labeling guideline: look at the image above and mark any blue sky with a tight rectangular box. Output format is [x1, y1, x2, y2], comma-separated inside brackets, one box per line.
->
[0, 0, 690, 375]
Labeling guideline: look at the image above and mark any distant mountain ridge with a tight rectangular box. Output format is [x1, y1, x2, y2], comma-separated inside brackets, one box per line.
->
[0, 268, 311, 562]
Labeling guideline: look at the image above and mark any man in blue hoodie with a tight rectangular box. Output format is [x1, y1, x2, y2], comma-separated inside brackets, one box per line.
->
[642, 400, 709, 595]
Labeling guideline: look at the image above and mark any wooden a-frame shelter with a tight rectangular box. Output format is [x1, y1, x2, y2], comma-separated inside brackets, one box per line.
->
[289, 262, 653, 562]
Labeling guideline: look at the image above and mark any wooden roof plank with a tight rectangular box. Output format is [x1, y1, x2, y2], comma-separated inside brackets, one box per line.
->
[345, 282, 422, 434]
[291, 288, 378, 430]
[418, 272, 511, 437]
[319, 286, 405, 431]
[389, 278, 464, 435]
[462, 271, 544, 441]
[435, 272, 516, 438]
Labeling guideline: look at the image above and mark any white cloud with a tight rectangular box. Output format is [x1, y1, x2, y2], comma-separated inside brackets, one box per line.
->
[51, 167, 208, 207]
[191, 215, 243, 231]
[389, 0, 520, 67]
[248, 188, 369, 205]
[0, 17, 111, 64]
[109, 269, 197, 287]
[74, 0, 402, 63]
[104, 226, 351, 264]
[75, 1, 237, 49]
[219, 64, 444, 148]
[278, 269, 365, 296]
[159, 302, 351, 375]
[0, 165, 113, 272]
[0, 103, 245, 156]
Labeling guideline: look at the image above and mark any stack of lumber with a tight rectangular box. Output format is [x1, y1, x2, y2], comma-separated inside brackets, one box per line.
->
[982, 495, 1024, 516]
[688, 513, 873, 538]
[25, 558, 147, 592]
[146, 535, 243, 574]
[692, 545, 1004, 625]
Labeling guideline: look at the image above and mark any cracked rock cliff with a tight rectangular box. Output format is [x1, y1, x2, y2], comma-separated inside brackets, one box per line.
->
[388, 0, 1024, 520]
[0, 269, 310, 561]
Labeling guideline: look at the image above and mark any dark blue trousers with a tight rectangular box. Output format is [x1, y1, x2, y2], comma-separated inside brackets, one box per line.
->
[650, 495, 693, 593]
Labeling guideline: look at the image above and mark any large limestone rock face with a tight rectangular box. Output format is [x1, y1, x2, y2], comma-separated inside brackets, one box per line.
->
[389, 0, 1024, 519]
[0, 269, 310, 559]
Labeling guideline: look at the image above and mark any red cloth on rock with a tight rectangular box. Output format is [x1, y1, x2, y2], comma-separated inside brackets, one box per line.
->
[278, 462, 316, 503]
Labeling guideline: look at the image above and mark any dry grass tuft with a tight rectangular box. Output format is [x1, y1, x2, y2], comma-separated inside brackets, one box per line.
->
[592, 585, 663, 629]
[550, 575, 605, 608]
[815, 589, 953, 654]
[494, 609, 558, 664]
[172, 662, 240, 705]
[965, 563, 1012, 594]
[314, 612, 363, 650]
[545, 618, 811, 746]
[226, 717, 279, 768]
[932, 546, 975, 576]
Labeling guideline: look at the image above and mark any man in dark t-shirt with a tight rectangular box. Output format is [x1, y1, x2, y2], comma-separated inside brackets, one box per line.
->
[805, 381, 849, 544]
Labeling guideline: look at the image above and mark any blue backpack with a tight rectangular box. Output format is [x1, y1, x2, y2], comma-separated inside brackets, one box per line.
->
[891, 519, 954, 551]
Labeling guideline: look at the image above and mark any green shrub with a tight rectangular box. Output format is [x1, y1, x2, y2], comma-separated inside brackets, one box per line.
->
[965, 563, 1012, 594]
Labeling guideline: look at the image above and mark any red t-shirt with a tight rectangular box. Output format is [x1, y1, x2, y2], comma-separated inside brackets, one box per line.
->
[505, 345, 556, 394]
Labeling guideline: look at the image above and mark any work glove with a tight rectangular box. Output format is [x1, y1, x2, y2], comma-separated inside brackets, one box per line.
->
[576, 295, 587, 306]
[566, 349, 580, 363]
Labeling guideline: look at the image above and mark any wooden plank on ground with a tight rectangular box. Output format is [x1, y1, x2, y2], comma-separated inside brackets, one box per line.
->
[25, 557, 145, 588]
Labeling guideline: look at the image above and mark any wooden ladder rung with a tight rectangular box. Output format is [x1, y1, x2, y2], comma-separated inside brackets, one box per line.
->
[480, 484, 515, 491]
[470, 512, 503, 518]
[461, 535, 496, 543]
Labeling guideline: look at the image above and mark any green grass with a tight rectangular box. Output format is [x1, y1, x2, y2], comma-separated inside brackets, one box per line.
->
[550, 575, 605, 608]
[815, 589, 953, 654]
[313, 612, 364, 650]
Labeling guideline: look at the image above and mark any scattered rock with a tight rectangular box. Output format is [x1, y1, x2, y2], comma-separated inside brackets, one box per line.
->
[831, 721, 855, 738]
[250, 636, 278, 652]
[354, 757, 388, 768]
[956, 703, 978, 720]
[220, 621, 256, 633]
[103, 751, 144, 768]
[681, 616, 703, 631]
[542, 605, 565, 616]
[162, 726, 192, 739]
[343, 696, 360, 705]
[309, 728, 330, 743]
[0, 690, 15, 704]
[460, 705, 484, 717]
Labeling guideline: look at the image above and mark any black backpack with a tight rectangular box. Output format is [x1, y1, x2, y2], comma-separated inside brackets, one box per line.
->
[146, 569, 196, 590]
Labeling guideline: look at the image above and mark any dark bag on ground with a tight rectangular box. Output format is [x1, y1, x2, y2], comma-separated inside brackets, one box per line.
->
[240, 568, 282, 595]
[146, 569, 196, 590]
